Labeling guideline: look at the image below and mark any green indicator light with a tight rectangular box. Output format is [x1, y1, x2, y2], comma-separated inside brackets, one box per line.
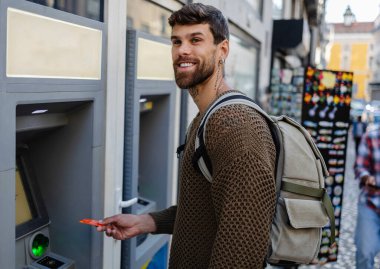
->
[31, 234, 49, 258]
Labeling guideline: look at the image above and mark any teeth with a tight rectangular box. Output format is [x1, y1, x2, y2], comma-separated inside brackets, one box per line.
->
[180, 63, 193, 67]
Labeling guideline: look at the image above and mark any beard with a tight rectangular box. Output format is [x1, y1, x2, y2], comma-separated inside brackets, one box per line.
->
[174, 54, 216, 89]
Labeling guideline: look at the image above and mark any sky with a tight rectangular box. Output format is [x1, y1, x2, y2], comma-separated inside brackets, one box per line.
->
[325, 0, 380, 23]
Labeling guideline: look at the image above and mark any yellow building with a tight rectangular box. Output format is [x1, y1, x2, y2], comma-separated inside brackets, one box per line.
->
[326, 6, 374, 100]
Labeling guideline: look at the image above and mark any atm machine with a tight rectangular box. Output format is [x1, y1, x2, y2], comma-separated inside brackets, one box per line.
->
[121, 30, 179, 269]
[0, 2, 106, 268]
[15, 116, 76, 269]
[14, 101, 100, 269]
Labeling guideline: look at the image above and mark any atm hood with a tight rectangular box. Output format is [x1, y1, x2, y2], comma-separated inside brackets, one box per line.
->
[272, 19, 311, 58]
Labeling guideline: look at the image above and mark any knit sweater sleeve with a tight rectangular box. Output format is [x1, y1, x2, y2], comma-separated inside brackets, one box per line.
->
[205, 105, 276, 268]
[148, 205, 177, 234]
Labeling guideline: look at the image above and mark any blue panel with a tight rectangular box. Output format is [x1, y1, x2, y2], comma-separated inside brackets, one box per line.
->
[147, 243, 168, 269]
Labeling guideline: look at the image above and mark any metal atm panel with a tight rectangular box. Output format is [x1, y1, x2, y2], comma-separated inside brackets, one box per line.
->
[0, 1, 106, 268]
[123, 30, 178, 269]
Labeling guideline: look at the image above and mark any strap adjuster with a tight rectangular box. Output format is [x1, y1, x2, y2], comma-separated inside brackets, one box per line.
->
[176, 144, 186, 158]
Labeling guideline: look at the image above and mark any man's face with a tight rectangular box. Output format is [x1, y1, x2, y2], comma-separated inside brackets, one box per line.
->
[171, 23, 219, 89]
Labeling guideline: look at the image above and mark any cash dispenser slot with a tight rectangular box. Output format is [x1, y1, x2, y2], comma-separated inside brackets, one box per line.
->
[137, 95, 170, 210]
[15, 101, 97, 269]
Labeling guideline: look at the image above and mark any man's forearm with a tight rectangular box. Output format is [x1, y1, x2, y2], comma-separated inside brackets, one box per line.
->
[148, 205, 177, 234]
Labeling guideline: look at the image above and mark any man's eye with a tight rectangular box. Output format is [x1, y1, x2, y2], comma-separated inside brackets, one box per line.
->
[191, 38, 200, 43]
[172, 40, 181, 45]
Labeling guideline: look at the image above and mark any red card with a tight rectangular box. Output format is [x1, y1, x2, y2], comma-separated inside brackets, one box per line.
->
[79, 218, 105, 227]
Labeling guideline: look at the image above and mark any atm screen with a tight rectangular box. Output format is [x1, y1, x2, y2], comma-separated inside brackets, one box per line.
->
[16, 149, 49, 239]
[15, 166, 33, 225]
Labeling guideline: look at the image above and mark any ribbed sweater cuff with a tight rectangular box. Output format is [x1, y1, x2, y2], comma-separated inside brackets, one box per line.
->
[149, 206, 176, 235]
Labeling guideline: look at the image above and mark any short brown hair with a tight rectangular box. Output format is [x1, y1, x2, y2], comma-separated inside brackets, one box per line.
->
[168, 3, 229, 44]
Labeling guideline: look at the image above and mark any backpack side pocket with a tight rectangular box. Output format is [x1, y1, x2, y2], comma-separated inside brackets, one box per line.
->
[268, 197, 328, 264]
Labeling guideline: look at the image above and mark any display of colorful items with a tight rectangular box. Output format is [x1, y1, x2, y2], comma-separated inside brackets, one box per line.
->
[301, 66, 353, 264]
[269, 68, 303, 122]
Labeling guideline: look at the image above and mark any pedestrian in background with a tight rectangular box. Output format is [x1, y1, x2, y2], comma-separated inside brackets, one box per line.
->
[354, 125, 380, 269]
[352, 115, 367, 156]
[97, 3, 277, 268]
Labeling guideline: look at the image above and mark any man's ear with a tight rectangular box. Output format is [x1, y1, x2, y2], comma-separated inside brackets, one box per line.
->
[219, 39, 229, 61]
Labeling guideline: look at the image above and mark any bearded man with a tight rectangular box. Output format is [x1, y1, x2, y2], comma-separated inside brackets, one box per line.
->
[98, 3, 276, 268]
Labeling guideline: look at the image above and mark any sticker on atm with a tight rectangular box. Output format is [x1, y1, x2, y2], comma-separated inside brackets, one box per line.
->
[79, 218, 105, 227]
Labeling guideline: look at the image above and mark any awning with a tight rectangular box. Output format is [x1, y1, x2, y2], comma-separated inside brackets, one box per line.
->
[272, 19, 311, 58]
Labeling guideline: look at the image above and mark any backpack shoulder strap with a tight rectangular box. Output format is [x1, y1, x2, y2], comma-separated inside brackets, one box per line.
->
[176, 119, 195, 158]
[195, 92, 276, 182]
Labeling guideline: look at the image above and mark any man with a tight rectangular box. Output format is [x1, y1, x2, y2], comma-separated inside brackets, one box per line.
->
[97, 3, 276, 268]
[352, 115, 367, 156]
[354, 125, 380, 269]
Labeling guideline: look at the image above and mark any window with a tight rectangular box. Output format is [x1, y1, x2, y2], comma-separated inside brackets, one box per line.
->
[127, 16, 134, 29]
[161, 14, 167, 35]
[272, 0, 284, 19]
[225, 25, 260, 100]
[247, 0, 263, 20]
[127, 0, 182, 38]
[26, 0, 104, 21]
[342, 56, 349, 70]
[141, 24, 150, 34]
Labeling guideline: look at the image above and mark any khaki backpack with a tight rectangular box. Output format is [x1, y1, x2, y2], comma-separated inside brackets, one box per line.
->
[179, 92, 335, 266]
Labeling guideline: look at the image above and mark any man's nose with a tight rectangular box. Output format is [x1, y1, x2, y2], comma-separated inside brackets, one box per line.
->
[177, 42, 191, 55]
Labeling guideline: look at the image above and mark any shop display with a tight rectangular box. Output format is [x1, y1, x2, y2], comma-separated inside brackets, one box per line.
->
[301, 66, 353, 264]
[269, 68, 303, 122]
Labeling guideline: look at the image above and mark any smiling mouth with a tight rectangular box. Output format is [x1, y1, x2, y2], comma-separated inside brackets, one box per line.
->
[176, 62, 197, 72]
[179, 62, 195, 67]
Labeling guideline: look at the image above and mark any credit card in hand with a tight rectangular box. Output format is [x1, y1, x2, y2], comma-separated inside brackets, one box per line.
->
[79, 218, 105, 227]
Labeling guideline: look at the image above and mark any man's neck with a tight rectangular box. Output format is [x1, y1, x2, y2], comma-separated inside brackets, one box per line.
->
[188, 80, 230, 114]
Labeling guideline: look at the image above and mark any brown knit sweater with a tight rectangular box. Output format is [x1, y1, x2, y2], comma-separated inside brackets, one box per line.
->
[150, 92, 276, 268]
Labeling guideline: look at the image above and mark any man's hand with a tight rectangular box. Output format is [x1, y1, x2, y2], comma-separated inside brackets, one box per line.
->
[96, 214, 156, 240]
[361, 175, 376, 187]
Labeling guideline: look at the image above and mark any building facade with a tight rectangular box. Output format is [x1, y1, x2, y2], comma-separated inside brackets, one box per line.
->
[326, 6, 374, 100]
[370, 11, 380, 99]
[268, 0, 325, 122]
